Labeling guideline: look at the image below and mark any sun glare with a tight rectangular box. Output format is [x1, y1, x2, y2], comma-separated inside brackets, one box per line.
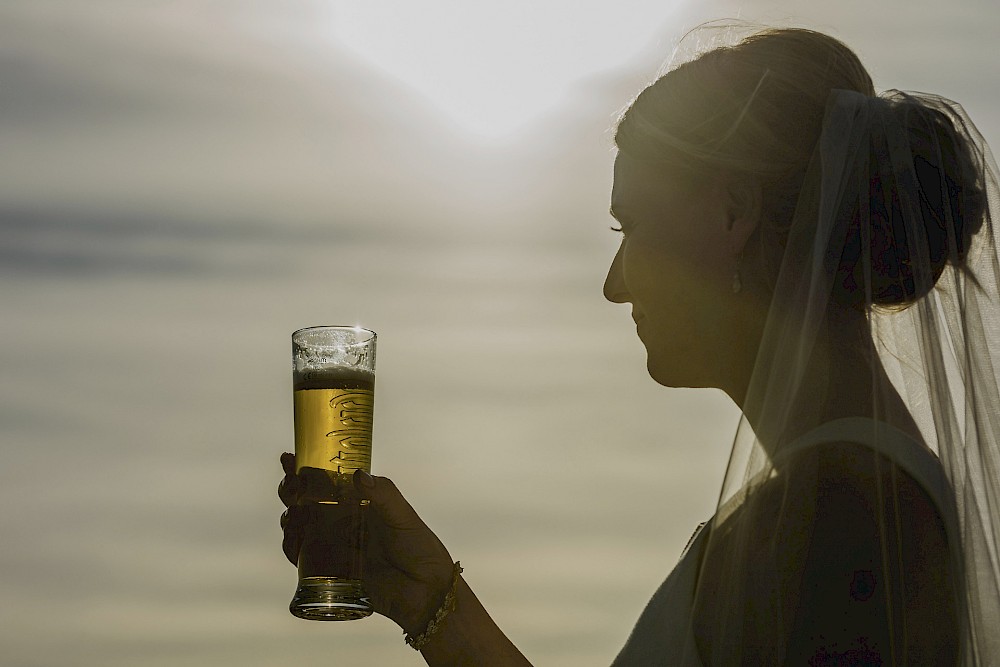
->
[325, 0, 684, 139]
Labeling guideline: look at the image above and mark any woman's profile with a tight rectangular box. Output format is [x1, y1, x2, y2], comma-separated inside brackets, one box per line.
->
[280, 23, 1000, 665]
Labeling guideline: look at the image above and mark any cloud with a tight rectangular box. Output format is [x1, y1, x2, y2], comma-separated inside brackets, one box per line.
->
[0, 205, 381, 276]
[0, 0, 496, 229]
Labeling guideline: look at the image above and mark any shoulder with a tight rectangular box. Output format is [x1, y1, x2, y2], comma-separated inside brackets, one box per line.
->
[694, 440, 958, 664]
[783, 439, 949, 549]
[784, 440, 958, 663]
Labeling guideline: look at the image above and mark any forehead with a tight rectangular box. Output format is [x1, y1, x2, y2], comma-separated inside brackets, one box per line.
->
[611, 152, 696, 214]
[611, 153, 648, 214]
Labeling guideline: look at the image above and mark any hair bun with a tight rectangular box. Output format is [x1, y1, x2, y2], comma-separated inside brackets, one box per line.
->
[834, 92, 986, 310]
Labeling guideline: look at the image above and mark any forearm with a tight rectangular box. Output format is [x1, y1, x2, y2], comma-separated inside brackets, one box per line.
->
[417, 577, 533, 667]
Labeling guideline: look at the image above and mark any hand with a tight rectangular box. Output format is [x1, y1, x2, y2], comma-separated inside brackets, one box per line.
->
[279, 453, 456, 635]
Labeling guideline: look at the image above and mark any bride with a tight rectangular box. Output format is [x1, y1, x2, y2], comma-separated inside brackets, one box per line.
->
[280, 25, 1000, 665]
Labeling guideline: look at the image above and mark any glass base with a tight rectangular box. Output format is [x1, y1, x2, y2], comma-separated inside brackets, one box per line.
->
[289, 578, 374, 621]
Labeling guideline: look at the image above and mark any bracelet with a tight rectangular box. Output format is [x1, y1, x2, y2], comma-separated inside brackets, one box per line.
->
[404, 561, 464, 651]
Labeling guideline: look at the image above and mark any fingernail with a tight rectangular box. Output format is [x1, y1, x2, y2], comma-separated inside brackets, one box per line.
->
[354, 469, 376, 490]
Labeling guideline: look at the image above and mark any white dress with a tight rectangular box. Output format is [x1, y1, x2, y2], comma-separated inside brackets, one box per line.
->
[610, 417, 958, 666]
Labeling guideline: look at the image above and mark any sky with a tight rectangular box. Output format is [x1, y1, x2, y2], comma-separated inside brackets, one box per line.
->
[2, 1, 999, 665]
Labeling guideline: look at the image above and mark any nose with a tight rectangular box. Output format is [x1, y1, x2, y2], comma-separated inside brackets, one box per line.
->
[604, 244, 629, 303]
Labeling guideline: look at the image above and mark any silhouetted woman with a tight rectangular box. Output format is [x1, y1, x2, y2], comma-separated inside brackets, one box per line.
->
[280, 25, 1000, 665]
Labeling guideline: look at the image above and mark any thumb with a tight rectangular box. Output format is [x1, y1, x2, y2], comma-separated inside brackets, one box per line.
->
[353, 469, 424, 530]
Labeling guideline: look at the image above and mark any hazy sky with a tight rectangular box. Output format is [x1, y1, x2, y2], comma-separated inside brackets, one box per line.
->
[2, 1, 998, 665]
[325, 0, 694, 138]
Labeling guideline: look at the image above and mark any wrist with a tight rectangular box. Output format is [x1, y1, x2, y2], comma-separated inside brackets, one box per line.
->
[404, 562, 464, 650]
[415, 577, 533, 666]
[414, 576, 468, 653]
[391, 559, 456, 637]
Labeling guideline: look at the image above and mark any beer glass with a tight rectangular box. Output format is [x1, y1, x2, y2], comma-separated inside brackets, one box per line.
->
[289, 326, 376, 621]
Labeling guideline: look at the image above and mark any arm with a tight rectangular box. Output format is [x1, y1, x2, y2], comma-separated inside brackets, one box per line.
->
[358, 473, 532, 667]
[417, 577, 533, 667]
[279, 455, 533, 667]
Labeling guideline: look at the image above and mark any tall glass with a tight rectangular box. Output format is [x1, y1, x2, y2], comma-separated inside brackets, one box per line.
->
[289, 326, 376, 621]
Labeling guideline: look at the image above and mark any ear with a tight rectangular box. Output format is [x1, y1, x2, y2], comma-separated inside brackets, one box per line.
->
[722, 177, 762, 256]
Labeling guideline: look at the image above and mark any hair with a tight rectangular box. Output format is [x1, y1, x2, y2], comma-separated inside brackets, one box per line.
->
[833, 92, 986, 309]
[614, 24, 985, 310]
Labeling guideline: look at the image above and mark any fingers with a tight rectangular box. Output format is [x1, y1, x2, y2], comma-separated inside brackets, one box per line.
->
[279, 452, 302, 564]
[277, 477, 300, 508]
[281, 505, 305, 566]
[281, 451, 296, 476]
[278, 452, 300, 508]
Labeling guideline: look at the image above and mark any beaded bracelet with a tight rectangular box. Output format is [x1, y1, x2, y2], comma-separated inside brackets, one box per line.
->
[404, 561, 464, 651]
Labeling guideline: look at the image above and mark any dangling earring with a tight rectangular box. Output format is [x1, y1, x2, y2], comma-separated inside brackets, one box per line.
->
[732, 255, 743, 294]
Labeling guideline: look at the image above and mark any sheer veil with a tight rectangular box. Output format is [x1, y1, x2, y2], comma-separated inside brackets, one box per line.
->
[693, 89, 1000, 664]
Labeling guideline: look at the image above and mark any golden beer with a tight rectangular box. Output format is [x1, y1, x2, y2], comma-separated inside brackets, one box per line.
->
[293, 367, 374, 481]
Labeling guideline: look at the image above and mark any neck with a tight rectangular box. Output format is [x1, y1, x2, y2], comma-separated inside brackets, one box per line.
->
[726, 320, 918, 453]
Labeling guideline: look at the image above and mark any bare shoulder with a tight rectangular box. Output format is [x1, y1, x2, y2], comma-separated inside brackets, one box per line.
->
[694, 440, 959, 665]
[793, 438, 950, 539]
[792, 440, 958, 663]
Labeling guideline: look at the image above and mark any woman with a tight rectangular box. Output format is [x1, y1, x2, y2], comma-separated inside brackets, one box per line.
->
[280, 26, 1000, 665]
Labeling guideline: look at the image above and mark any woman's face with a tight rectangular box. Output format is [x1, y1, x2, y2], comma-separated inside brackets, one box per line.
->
[603, 152, 747, 388]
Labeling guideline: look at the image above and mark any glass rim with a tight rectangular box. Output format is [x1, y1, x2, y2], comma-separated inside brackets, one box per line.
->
[291, 325, 376, 343]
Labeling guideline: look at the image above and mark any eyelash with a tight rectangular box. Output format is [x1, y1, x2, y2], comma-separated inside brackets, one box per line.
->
[609, 226, 623, 233]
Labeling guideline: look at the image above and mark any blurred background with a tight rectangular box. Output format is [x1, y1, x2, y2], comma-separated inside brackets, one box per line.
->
[2, 0, 997, 664]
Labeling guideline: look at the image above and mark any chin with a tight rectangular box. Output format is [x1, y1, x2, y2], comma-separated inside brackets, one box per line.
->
[646, 359, 688, 388]
[646, 355, 711, 389]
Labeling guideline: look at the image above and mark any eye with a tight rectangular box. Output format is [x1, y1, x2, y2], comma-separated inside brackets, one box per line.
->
[609, 225, 624, 234]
